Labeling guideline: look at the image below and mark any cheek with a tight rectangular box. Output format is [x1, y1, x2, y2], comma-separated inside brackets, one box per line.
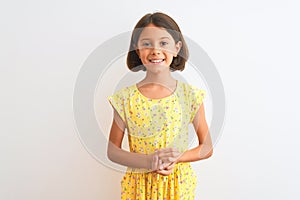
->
[164, 51, 175, 59]
[138, 49, 146, 55]
[165, 47, 177, 55]
[139, 50, 151, 58]
[140, 54, 148, 60]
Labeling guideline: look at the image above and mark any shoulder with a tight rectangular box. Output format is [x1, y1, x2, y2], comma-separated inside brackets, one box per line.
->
[108, 84, 136, 100]
[179, 81, 206, 96]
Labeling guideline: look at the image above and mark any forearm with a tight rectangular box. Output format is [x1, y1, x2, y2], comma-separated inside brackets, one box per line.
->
[107, 141, 150, 169]
[177, 143, 213, 163]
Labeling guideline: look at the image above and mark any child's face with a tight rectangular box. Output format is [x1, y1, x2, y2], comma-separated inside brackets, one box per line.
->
[135, 24, 182, 73]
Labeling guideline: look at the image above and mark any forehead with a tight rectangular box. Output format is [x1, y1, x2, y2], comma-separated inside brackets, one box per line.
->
[138, 26, 174, 41]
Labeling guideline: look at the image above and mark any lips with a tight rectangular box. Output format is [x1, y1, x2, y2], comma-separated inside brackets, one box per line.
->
[149, 59, 165, 63]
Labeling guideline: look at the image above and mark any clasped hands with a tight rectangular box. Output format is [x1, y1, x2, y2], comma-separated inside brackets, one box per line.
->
[149, 148, 182, 176]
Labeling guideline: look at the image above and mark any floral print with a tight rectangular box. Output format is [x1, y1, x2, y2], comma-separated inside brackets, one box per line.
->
[108, 80, 206, 200]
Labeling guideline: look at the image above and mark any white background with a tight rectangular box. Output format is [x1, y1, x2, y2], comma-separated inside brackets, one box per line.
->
[1, 0, 300, 199]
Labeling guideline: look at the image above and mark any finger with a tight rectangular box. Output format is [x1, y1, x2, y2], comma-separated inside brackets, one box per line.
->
[158, 147, 179, 153]
[159, 154, 181, 163]
[157, 159, 173, 167]
[152, 153, 159, 171]
[156, 149, 182, 164]
[158, 150, 181, 158]
[166, 162, 176, 170]
[158, 159, 164, 170]
[156, 170, 169, 176]
[159, 152, 181, 157]
[156, 169, 173, 176]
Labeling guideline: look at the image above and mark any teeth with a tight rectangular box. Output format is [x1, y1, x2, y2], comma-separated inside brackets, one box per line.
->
[150, 59, 163, 63]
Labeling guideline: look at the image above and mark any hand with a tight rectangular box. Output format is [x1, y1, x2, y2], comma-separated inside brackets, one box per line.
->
[156, 161, 177, 176]
[148, 148, 181, 171]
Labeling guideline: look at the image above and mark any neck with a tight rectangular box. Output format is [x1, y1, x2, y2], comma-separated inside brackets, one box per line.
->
[141, 69, 176, 86]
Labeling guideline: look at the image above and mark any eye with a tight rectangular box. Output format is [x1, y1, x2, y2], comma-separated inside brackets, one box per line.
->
[142, 42, 151, 47]
[160, 41, 168, 46]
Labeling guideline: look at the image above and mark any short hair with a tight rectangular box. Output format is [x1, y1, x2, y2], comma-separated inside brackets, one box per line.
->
[127, 12, 189, 72]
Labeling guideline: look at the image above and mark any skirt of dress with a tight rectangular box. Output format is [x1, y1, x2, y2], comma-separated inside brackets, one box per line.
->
[121, 162, 197, 200]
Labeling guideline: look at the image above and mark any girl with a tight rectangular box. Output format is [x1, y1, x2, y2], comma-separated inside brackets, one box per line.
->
[107, 12, 213, 200]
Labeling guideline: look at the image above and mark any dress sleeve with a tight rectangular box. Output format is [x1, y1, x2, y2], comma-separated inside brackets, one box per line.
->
[107, 90, 126, 123]
[189, 87, 206, 123]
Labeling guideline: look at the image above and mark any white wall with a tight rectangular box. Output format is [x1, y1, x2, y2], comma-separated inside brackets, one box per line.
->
[1, 0, 299, 199]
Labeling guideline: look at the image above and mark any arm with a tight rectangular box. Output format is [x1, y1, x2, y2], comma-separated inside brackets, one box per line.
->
[156, 103, 213, 176]
[107, 120, 151, 169]
[177, 102, 213, 163]
[107, 110, 177, 170]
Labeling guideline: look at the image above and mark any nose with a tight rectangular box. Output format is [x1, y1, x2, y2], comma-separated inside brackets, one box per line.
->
[151, 49, 161, 55]
[151, 45, 161, 54]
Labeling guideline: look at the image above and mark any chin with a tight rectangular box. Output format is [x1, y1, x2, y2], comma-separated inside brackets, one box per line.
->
[145, 64, 169, 72]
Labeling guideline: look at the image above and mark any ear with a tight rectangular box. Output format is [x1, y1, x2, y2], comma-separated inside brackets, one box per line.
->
[134, 44, 140, 58]
[174, 41, 182, 57]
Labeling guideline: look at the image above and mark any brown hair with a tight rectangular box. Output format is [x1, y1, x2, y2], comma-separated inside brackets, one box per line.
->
[127, 12, 189, 72]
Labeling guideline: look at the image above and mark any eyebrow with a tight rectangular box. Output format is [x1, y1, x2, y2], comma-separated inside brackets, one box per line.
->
[140, 37, 171, 41]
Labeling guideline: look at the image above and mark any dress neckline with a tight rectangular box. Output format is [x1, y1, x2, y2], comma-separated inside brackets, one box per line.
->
[134, 80, 179, 101]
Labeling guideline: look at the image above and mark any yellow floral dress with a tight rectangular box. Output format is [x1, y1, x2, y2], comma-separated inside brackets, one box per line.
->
[108, 80, 206, 200]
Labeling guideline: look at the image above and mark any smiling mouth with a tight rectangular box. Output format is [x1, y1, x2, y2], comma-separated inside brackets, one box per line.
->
[149, 59, 165, 64]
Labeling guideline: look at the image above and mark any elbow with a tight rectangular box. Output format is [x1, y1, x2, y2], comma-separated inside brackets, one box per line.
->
[107, 147, 112, 161]
[107, 141, 122, 163]
[199, 147, 213, 160]
[107, 142, 115, 162]
[206, 149, 213, 158]
[107, 148, 118, 163]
